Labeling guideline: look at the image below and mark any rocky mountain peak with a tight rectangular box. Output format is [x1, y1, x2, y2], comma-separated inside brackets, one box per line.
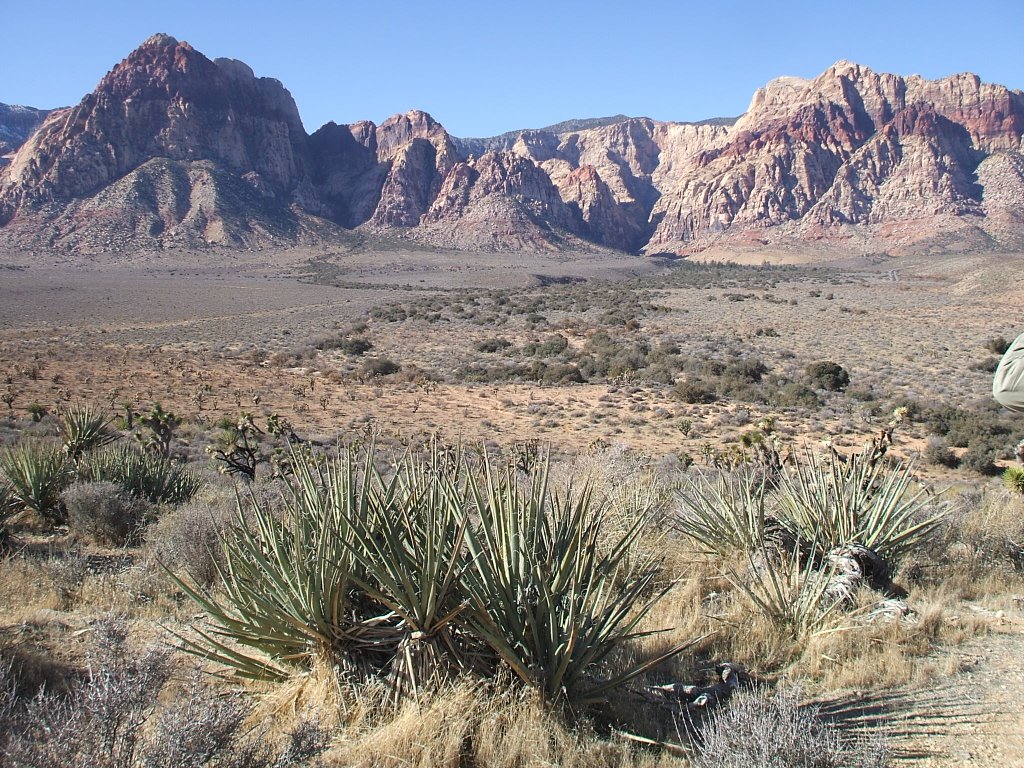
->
[1, 38, 1022, 254]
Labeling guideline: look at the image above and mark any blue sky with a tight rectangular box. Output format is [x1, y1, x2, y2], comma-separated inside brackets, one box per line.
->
[1, 0, 1021, 137]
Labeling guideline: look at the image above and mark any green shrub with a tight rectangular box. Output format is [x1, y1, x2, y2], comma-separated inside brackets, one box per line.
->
[474, 338, 513, 353]
[771, 382, 820, 409]
[805, 361, 850, 391]
[316, 336, 373, 355]
[961, 441, 1003, 476]
[923, 438, 960, 469]
[524, 334, 568, 358]
[1, 442, 70, 525]
[86, 446, 201, 505]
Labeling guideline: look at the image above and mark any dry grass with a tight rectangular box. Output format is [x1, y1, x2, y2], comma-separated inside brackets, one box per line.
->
[1, 248, 1023, 764]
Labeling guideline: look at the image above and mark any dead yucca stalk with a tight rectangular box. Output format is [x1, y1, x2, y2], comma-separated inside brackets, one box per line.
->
[462, 453, 692, 705]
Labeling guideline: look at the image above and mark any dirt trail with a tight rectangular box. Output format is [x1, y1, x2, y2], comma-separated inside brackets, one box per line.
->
[816, 615, 1024, 766]
[891, 621, 1024, 767]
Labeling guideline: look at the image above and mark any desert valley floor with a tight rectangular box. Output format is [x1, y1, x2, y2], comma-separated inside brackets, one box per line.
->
[1, 243, 1023, 767]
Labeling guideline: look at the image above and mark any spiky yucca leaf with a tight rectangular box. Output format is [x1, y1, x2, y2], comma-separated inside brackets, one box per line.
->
[0, 481, 15, 524]
[169, 447, 390, 681]
[1, 442, 70, 524]
[776, 450, 941, 565]
[339, 444, 473, 701]
[1003, 466, 1024, 495]
[675, 468, 766, 556]
[730, 544, 845, 640]
[462, 454, 690, 704]
[87, 445, 200, 504]
[60, 402, 118, 464]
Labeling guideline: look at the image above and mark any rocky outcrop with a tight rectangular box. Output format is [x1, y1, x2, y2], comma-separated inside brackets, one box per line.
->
[1, 36, 1022, 255]
[0, 103, 50, 162]
[0, 34, 320, 248]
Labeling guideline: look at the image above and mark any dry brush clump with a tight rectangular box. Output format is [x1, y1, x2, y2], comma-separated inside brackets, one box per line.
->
[0, 615, 329, 768]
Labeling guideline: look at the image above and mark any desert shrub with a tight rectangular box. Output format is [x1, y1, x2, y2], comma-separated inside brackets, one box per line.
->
[806, 361, 850, 391]
[360, 357, 401, 377]
[316, 335, 373, 355]
[723, 358, 768, 384]
[535, 362, 585, 385]
[86, 446, 201, 505]
[961, 440, 1003, 476]
[693, 687, 889, 768]
[771, 382, 821, 409]
[142, 673, 329, 768]
[453, 362, 532, 383]
[985, 335, 1011, 355]
[4, 616, 172, 768]
[523, 334, 569, 358]
[62, 481, 143, 546]
[1, 442, 70, 525]
[970, 357, 1000, 373]
[924, 405, 1011, 449]
[923, 437, 960, 468]
[475, 337, 513, 353]
[146, 493, 235, 586]
[2, 616, 325, 768]
[675, 378, 717, 404]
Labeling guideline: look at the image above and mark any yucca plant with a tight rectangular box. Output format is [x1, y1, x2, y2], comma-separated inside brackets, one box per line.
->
[731, 544, 845, 640]
[1, 442, 71, 525]
[59, 402, 119, 465]
[169, 447, 393, 681]
[86, 445, 201, 505]
[775, 449, 941, 567]
[1003, 466, 1024, 495]
[339, 444, 473, 702]
[461, 454, 689, 704]
[675, 467, 767, 556]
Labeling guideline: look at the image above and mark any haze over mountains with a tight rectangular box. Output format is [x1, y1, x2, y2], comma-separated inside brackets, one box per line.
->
[1, 33, 1022, 256]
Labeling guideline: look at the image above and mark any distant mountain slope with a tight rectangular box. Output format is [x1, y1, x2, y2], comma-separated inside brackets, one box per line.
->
[1, 37, 1021, 254]
[0, 103, 50, 163]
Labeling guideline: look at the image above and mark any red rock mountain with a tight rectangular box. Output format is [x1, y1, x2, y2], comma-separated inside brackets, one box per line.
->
[1, 37, 1022, 254]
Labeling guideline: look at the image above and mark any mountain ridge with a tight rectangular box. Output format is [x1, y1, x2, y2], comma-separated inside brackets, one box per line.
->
[1, 35, 1021, 255]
